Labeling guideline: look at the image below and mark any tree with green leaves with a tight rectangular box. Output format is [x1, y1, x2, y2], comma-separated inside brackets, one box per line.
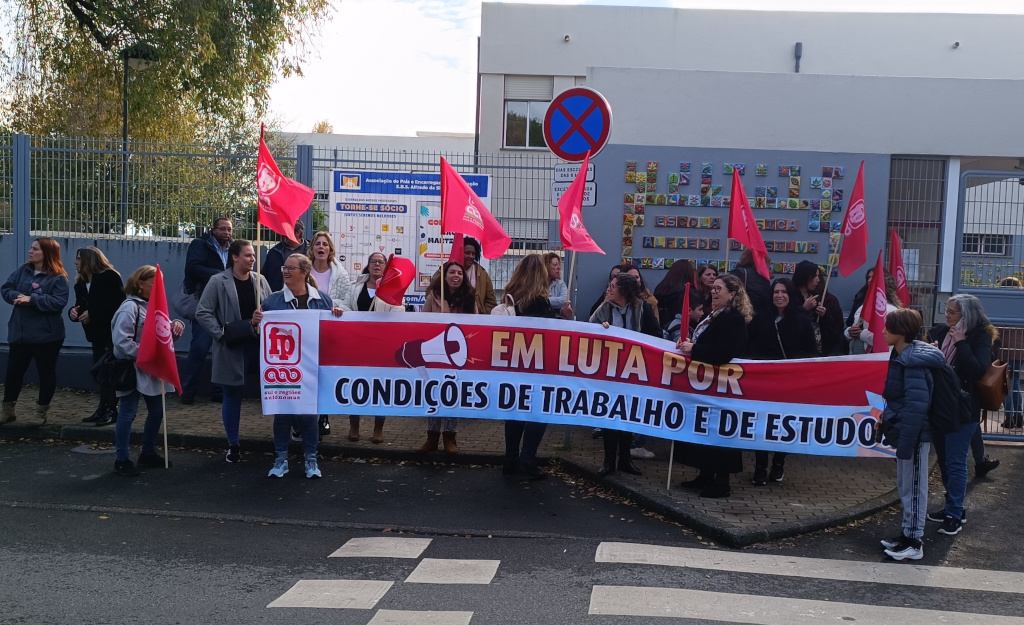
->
[1, 0, 332, 141]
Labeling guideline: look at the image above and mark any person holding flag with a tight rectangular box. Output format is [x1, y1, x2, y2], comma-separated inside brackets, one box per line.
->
[111, 265, 186, 477]
[262, 254, 345, 479]
[846, 260, 902, 354]
[340, 251, 406, 444]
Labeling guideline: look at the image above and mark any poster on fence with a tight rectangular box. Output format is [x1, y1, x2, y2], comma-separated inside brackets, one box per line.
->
[260, 311, 893, 458]
[329, 170, 491, 305]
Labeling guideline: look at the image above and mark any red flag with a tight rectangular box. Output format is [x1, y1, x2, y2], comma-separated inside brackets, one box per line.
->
[838, 161, 869, 277]
[257, 125, 314, 243]
[448, 232, 465, 266]
[860, 251, 890, 354]
[558, 152, 605, 254]
[374, 254, 416, 307]
[680, 284, 691, 340]
[727, 169, 770, 280]
[136, 265, 182, 394]
[440, 158, 511, 259]
[888, 229, 911, 306]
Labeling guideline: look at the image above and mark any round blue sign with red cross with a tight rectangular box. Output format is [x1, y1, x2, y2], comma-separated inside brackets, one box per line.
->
[543, 87, 613, 162]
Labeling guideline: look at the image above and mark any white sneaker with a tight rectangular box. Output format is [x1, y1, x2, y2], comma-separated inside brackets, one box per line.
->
[268, 458, 288, 478]
[305, 458, 322, 479]
[630, 447, 655, 459]
[884, 536, 923, 561]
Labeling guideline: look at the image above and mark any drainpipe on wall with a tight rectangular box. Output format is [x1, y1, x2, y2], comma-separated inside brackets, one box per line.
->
[795, 42, 803, 73]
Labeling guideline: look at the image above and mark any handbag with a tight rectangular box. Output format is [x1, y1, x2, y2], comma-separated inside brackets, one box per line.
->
[976, 359, 1010, 411]
[90, 300, 142, 391]
[90, 350, 137, 392]
[223, 318, 258, 347]
[490, 293, 516, 316]
[172, 281, 200, 321]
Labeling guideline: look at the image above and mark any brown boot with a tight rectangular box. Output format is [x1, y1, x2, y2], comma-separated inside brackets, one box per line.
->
[417, 430, 440, 453]
[370, 417, 386, 444]
[442, 431, 458, 454]
[348, 416, 360, 441]
[0, 401, 15, 425]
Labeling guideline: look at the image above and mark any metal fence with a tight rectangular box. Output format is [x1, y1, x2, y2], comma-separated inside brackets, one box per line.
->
[958, 173, 1024, 288]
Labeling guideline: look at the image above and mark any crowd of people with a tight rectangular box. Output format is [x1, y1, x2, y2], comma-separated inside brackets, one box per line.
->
[0, 223, 1009, 525]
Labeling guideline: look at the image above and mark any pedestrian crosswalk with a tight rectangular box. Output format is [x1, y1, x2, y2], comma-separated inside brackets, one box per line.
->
[267, 537, 1024, 624]
[268, 536, 493, 623]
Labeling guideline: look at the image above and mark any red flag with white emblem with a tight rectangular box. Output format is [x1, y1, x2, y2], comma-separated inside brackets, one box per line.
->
[558, 152, 604, 254]
[838, 161, 869, 277]
[374, 254, 416, 307]
[727, 169, 770, 280]
[860, 251, 890, 354]
[136, 265, 182, 394]
[257, 125, 314, 242]
[888, 229, 911, 306]
[440, 158, 511, 259]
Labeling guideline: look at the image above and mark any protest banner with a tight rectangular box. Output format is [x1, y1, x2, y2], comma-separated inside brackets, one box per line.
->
[261, 311, 892, 458]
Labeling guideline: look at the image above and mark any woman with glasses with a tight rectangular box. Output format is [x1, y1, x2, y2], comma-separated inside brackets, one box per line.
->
[590, 272, 661, 477]
[68, 246, 125, 426]
[340, 252, 405, 444]
[263, 254, 345, 479]
[675, 274, 752, 498]
[925, 294, 1000, 535]
[307, 231, 352, 437]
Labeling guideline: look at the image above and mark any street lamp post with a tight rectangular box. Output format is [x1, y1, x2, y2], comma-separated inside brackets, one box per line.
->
[120, 42, 157, 233]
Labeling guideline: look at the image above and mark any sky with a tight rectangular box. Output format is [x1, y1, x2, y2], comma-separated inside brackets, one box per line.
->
[268, 0, 1024, 137]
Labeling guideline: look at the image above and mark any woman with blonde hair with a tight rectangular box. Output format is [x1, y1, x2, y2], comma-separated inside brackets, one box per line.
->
[111, 265, 186, 476]
[1, 237, 69, 426]
[68, 246, 125, 425]
[502, 254, 562, 479]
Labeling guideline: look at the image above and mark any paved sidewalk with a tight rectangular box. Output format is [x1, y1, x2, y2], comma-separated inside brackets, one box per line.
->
[1, 385, 899, 547]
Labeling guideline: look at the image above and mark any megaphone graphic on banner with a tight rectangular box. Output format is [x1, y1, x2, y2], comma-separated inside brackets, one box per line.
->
[396, 324, 468, 369]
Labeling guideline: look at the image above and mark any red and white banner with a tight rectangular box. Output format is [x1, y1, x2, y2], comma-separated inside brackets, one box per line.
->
[261, 312, 893, 458]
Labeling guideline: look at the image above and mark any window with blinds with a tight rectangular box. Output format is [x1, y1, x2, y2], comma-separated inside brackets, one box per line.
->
[504, 76, 553, 149]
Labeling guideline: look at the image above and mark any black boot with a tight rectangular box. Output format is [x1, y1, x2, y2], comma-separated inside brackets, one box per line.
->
[618, 457, 643, 476]
[597, 430, 618, 476]
[82, 403, 107, 423]
[679, 471, 713, 490]
[94, 405, 118, 427]
[700, 473, 731, 498]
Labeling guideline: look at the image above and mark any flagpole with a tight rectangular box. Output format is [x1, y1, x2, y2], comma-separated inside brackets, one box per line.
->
[821, 234, 845, 303]
[256, 124, 264, 309]
[161, 389, 169, 468]
[565, 250, 578, 300]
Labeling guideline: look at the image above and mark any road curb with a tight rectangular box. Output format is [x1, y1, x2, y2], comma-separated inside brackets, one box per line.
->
[1, 423, 898, 547]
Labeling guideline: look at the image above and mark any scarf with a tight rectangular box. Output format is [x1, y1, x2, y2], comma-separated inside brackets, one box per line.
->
[692, 306, 725, 342]
[940, 330, 958, 365]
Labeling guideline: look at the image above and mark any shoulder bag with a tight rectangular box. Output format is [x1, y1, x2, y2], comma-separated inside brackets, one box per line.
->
[90, 301, 141, 391]
[976, 359, 1010, 411]
[491, 293, 517, 316]
[172, 280, 200, 321]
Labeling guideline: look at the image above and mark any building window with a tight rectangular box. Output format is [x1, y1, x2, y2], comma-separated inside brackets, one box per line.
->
[503, 75, 553, 150]
[504, 101, 547, 148]
[962, 233, 1009, 256]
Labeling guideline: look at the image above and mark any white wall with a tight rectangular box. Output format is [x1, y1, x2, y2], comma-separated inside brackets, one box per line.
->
[589, 67, 1024, 157]
[282, 132, 475, 153]
[480, 4, 1024, 79]
[478, 3, 1024, 157]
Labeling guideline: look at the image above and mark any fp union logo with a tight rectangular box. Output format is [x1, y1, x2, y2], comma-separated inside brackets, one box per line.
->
[264, 322, 300, 365]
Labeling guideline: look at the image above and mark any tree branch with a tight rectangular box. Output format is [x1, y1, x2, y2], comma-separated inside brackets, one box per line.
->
[62, 0, 114, 50]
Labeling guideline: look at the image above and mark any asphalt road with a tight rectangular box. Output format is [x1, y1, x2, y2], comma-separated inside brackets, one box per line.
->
[1, 440, 1021, 625]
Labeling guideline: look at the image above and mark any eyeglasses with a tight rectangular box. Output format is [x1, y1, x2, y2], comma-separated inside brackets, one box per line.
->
[281, 266, 302, 273]
[710, 286, 724, 292]
[369, 259, 386, 265]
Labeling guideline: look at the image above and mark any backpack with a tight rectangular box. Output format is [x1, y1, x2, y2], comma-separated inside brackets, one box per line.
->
[928, 363, 975, 434]
[491, 293, 516, 316]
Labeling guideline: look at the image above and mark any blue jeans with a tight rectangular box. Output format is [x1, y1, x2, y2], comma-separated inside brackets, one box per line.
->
[182, 319, 213, 393]
[273, 415, 318, 459]
[114, 391, 164, 461]
[933, 421, 977, 520]
[222, 384, 244, 445]
[1004, 360, 1022, 416]
[504, 420, 547, 466]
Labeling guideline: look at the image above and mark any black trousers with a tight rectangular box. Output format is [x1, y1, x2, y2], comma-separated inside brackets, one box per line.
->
[91, 342, 118, 408]
[3, 340, 64, 405]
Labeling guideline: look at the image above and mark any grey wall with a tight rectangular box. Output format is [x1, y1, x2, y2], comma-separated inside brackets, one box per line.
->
[576, 147, 891, 317]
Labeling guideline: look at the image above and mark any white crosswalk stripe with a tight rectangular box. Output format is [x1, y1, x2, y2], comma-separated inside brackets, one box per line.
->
[405, 558, 501, 584]
[267, 579, 393, 609]
[366, 609, 474, 625]
[330, 537, 433, 559]
[588, 586, 1024, 624]
[596, 541, 1024, 594]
